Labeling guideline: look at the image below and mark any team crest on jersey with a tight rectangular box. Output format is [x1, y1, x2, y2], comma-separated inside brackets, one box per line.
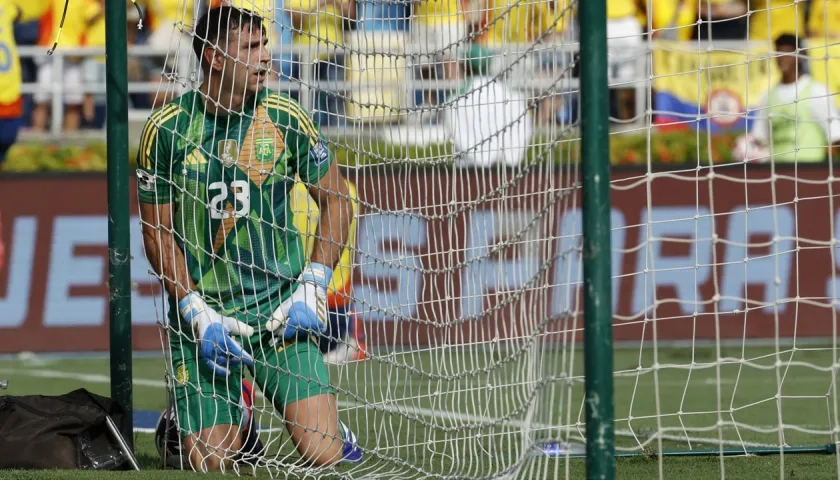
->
[255, 138, 276, 162]
[174, 364, 189, 385]
[218, 139, 239, 166]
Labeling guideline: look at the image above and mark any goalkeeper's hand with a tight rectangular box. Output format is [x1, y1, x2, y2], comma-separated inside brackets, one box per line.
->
[266, 263, 332, 341]
[178, 292, 255, 376]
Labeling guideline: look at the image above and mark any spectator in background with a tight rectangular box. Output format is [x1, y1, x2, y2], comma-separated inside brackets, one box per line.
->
[144, 0, 196, 107]
[745, 0, 806, 44]
[550, 0, 576, 36]
[746, 34, 840, 162]
[31, 0, 90, 132]
[533, 0, 578, 126]
[697, 0, 747, 39]
[409, 0, 466, 124]
[543, 0, 579, 127]
[469, 0, 561, 125]
[81, 0, 106, 127]
[126, 2, 153, 110]
[272, 0, 298, 95]
[444, 43, 533, 168]
[345, 0, 410, 125]
[286, 0, 355, 126]
[357, 0, 408, 32]
[808, 0, 840, 39]
[475, 0, 555, 46]
[13, 4, 43, 124]
[0, 0, 50, 272]
[79, 0, 148, 126]
[647, 0, 698, 41]
[606, 0, 644, 121]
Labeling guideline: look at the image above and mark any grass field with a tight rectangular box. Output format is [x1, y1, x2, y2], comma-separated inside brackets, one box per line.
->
[1, 344, 840, 479]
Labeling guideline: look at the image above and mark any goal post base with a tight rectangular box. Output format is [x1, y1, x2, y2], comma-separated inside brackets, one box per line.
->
[637, 445, 838, 458]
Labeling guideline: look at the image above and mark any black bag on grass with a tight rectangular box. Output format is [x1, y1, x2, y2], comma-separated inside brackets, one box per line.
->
[0, 388, 135, 470]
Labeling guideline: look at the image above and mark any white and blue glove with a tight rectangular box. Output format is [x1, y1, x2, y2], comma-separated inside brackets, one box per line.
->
[178, 292, 255, 376]
[266, 263, 332, 340]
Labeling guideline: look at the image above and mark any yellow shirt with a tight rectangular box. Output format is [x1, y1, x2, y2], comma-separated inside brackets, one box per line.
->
[291, 179, 358, 307]
[808, 0, 840, 39]
[748, 0, 805, 41]
[285, 0, 343, 59]
[0, 0, 49, 108]
[608, 0, 639, 20]
[145, 0, 193, 32]
[84, 0, 106, 63]
[552, 0, 576, 35]
[413, 0, 462, 25]
[650, 0, 698, 41]
[40, 0, 87, 48]
[482, 0, 554, 46]
[17, 0, 49, 23]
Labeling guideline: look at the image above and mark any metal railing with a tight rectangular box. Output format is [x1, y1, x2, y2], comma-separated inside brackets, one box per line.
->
[23, 40, 789, 138]
[15, 41, 600, 137]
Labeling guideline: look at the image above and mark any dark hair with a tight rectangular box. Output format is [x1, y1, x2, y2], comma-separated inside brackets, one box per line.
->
[192, 6, 266, 68]
[775, 33, 799, 51]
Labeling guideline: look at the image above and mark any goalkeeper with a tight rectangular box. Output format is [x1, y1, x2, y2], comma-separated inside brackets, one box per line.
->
[137, 5, 361, 471]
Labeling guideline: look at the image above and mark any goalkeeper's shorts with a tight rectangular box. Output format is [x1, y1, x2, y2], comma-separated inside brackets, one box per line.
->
[168, 332, 334, 437]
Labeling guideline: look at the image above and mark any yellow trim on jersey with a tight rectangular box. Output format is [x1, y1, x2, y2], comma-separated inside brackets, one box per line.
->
[263, 97, 319, 140]
[264, 93, 316, 132]
[139, 104, 178, 158]
[263, 95, 319, 142]
[138, 104, 181, 169]
[185, 149, 208, 166]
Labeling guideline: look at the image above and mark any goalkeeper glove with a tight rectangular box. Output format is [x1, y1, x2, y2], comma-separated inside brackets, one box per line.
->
[178, 292, 255, 376]
[266, 263, 332, 340]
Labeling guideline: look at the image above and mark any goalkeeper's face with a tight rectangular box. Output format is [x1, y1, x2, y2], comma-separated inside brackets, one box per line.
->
[222, 24, 270, 96]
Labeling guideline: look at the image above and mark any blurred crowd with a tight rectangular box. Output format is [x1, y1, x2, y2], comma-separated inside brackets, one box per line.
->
[10, 0, 840, 131]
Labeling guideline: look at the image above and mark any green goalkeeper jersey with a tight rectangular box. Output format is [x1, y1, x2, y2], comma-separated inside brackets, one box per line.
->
[136, 88, 333, 325]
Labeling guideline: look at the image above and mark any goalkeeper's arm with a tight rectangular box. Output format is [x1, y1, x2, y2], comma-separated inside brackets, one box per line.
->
[140, 202, 196, 302]
[140, 201, 254, 374]
[308, 162, 353, 270]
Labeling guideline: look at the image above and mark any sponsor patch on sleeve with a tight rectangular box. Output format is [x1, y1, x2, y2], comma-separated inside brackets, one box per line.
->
[137, 170, 155, 191]
[310, 140, 330, 166]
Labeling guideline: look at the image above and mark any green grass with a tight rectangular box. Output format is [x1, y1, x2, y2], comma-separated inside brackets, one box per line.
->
[0, 344, 838, 479]
[3, 456, 838, 480]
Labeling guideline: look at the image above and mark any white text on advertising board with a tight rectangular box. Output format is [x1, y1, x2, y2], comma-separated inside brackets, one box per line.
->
[2, 205, 839, 327]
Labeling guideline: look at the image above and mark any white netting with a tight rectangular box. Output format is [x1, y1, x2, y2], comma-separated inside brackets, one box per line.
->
[137, 0, 840, 478]
[606, 0, 840, 478]
[140, 0, 577, 478]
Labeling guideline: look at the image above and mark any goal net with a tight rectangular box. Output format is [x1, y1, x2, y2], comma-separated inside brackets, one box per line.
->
[137, 0, 840, 478]
[606, 0, 840, 477]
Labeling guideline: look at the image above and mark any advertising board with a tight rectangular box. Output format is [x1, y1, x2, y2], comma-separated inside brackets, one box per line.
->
[1, 167, 838, 352]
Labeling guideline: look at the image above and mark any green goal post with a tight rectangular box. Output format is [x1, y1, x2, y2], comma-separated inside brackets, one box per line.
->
[579, 0, 616, 479]
[105, 0, 134, 448]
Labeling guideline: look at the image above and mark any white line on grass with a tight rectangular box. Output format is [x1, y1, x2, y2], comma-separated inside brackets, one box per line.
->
[1, 367, 803, 449]
[0, 368, 164, 388]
